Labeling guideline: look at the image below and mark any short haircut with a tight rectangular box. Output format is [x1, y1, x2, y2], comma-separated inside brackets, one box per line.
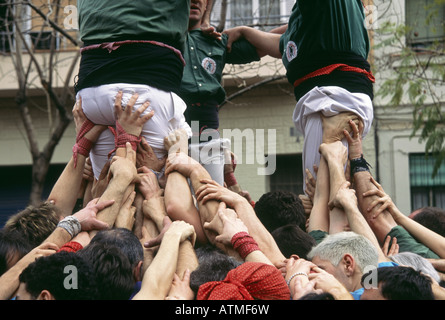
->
[307, 232, 379, 273]
[361, 266, 434, 300]
[19, 251, 97, 300]
[254, 190, 306, 232]
[4, 202, 61, 248]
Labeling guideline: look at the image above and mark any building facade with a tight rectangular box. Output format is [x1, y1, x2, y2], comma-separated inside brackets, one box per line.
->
[0, 0, 444, 225]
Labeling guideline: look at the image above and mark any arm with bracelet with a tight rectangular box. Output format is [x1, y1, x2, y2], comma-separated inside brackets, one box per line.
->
[204, 202, 274, 266]
[44, 198, 113, 248]
[47, 97, 107, 217]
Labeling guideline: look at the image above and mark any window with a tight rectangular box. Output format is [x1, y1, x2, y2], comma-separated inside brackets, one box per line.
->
[230, 0, 254, 27]
[409, 153, 445, 210]
[259, 0, 281, 27]
[0, 0, 13, 52]
[29, 31, 60, 51]
[405, 0, 445, 49]
[268, 154, 304, 195]
[226, 0, 290, 30]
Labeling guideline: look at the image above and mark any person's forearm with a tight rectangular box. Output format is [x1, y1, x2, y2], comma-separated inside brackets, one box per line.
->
[48, 155, 86, 217]
[239, 26, 282, 58]
[133, 233, 181, 300]
[395, 213, 445, 258]
[142, 197, 167, 231]
[0, 262, 26, 300]
[233, 199, 285, 265]
[432, 281, 445, 300]
[92, 174, 135, 234]
[43, 227, 72, 248]
[165, 171, 207, 244]
[342, 202, 387, 262]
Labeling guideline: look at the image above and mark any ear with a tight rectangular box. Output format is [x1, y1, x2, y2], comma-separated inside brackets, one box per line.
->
[133, 260, 144, 282]
[342, 254, 356, 276]
[38, 290, 56, 300]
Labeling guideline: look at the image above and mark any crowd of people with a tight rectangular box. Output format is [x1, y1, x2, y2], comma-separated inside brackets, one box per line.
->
[1, 0, 445, 301]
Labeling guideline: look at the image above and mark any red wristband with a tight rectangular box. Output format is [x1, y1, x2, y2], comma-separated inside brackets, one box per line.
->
[231, 231, 260, 260]
[224, 172, 238, 187]
[108, 121, 142, 158]
[72, 119, 95, 168]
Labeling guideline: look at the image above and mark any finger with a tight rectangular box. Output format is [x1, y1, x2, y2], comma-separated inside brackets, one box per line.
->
[93, 199, 116, 211]
[135, 101, 150, 116]
[92, 219, 110, 231]
[126, 93, 139, 112]
[39, 242, 61, 252]
[349, 119, 359, 137]
[114, 91, 124, 115]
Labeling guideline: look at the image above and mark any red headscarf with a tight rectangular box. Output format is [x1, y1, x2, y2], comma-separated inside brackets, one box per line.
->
[197, 262, 290, 300]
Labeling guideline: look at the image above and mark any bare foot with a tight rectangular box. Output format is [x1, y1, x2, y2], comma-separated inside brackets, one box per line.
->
[319, 141, 348, 169]
[321, 112, 362, 144]
[319, 141, 348, 205]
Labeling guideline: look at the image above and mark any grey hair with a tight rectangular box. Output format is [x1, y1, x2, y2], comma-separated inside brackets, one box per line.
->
[307, 232, 379, 273]
[389, 252, 441, 283]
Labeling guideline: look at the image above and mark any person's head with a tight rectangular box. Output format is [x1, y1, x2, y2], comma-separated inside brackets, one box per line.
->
[78, 242, 135, 300]
[188, 0, 208, 30]
[298, 292, 336, 300]
[190, 244, 242, 297]
[271, 224, 316, 259]
[389, 252, 441, 283]
[3, 202, 62, 248]
[254, 190, 306, 232]
[89, 228, 144, 282]
[17, 251, 97, 300]
[410, 207, 445, 237]
[197, 262, 291, 300]
[307, 232, 379, 292]
[0, 229, 32, 276]
[360, 266, 434, 300]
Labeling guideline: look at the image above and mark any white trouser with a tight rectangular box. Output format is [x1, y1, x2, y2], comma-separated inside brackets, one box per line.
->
[189, 136, 231, 186]
[293, 86, 374, 193]
[77, 83, 192, 178]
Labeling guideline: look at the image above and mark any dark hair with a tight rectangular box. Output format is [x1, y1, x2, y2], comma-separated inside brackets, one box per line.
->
[89, 228, 143, 269]
[3, 202, 61, 248]
[254, 191, 306, 232]
[271, 224, 316, 259]
[19, 251, 97, 300]
[361, 266, 434, 300]
[190, 245, 242, 295]
[0, 230, 32, 276]
[78, 242, 135, 300]
[299, 292, 336, 300]
[412, 207, 445, 237]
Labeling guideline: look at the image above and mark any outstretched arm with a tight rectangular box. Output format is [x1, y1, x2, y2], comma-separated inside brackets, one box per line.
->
[47, 97, 106, 217]
[365, 177, 445, 259]
[195, 179, 286, 267]
[223, 26, 282, 58]
[132, 220, 196, 300]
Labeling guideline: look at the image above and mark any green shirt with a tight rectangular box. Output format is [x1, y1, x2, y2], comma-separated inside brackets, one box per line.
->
[179, 30, 260, 105]
[77, 0, 190, 52]
[280, 0, 370, 69]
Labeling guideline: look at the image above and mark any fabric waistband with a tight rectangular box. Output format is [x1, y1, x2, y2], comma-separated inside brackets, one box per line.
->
[81, 40, 185, 66]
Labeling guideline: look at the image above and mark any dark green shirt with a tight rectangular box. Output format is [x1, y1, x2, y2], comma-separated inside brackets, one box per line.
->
[77, 0, 190, 52]
[280, 0, 370, 69]
[179, 30, 260, 105]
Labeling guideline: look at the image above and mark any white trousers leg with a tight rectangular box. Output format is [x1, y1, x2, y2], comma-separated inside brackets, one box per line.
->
[293, 86, 374, 193]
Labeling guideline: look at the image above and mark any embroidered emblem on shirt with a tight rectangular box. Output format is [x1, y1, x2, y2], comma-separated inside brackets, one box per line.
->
[286, 41, 298, 62]
[202, 57, 217, 75]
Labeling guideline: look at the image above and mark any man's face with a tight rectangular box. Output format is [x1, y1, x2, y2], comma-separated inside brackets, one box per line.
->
[189, 0, 207, 23]
[311, 255, 351, 290]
